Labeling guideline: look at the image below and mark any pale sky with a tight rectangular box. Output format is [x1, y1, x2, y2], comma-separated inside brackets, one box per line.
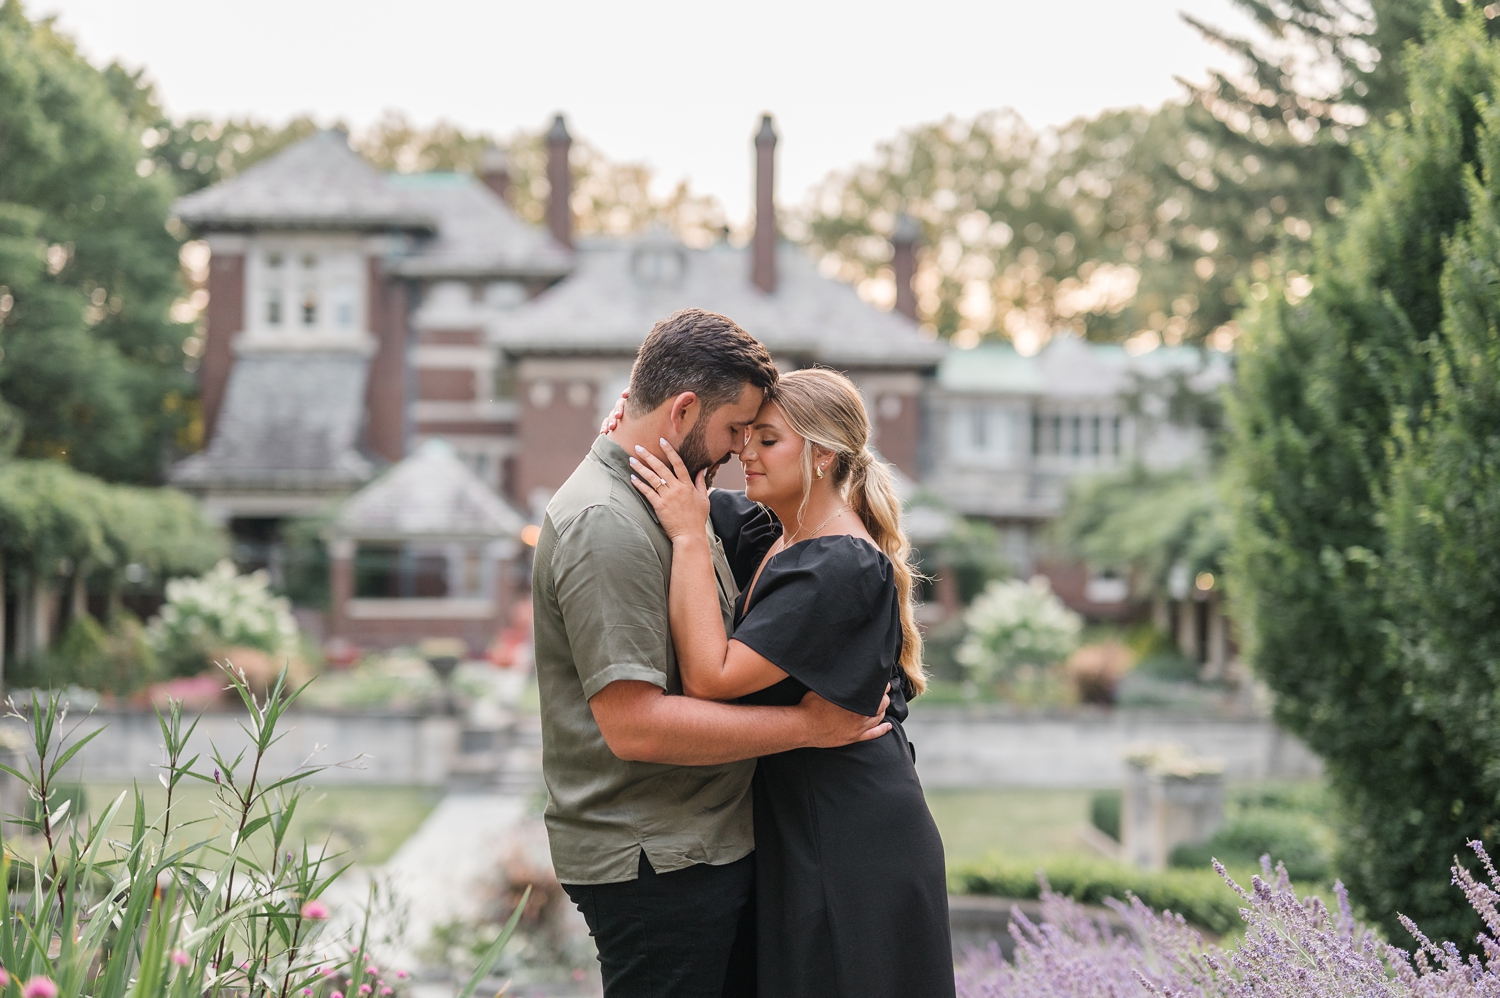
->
[34, 0, 1255, 222]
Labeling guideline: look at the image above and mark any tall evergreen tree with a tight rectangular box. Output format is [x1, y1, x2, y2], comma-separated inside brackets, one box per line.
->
[1226, 10, 1500, 943]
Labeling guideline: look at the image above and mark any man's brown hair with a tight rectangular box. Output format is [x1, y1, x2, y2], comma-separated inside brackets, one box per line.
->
[625, 309, 778, 417]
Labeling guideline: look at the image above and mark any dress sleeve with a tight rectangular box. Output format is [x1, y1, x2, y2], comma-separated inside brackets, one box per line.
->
[709, 489, 782, 590]
[730, 537, 901, 716]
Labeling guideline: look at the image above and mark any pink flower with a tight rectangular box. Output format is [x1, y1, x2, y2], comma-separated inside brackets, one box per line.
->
[170, 950, 190, 967]
[22, 978, 58, 998]
[380, 989, 393, 996]
[321, 968, 336, 978]
[395, 971, 408, 980]
[302, 991, 312, 996]
[359, 986, 371, 995]
[365, 967, 378, 976]
[332, 992, 343, 998]
[300, 900, 330, 921]
[0, 968, 10, 988]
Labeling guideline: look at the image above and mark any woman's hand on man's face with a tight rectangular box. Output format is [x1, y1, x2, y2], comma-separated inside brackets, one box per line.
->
[629, 438, 710, 542]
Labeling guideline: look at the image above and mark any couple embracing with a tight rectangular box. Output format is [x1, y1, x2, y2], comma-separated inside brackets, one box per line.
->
[532, 308, 955, 997]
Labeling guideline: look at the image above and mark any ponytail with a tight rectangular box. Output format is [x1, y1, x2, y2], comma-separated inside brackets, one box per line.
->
[767, 370, 928, 696]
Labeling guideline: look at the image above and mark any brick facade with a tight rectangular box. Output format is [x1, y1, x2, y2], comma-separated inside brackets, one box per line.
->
[201, 252, 244, 440]
[363, 257, 408, 462]
[417, 368, 478, 402]
[516, 376, 600, 504]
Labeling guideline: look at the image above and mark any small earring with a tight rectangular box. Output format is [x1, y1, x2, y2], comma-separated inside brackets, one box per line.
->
[816, 466, 825, 479]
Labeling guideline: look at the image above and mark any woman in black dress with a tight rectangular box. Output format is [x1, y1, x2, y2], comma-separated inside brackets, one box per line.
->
[628, 368, 955, 998]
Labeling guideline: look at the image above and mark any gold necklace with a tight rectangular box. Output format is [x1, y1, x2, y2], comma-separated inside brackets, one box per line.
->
[783, 505, 846, 547]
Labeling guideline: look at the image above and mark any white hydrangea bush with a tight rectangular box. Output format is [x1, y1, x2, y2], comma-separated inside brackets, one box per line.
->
[147, 560, 299, 675]
[957, 576, 1083, 683]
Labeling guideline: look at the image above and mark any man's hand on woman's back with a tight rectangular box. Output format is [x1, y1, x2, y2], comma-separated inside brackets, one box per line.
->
[798, 686, 891, 748]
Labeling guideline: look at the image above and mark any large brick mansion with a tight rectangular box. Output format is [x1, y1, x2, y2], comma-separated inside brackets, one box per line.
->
[169, 116, 1224, 659]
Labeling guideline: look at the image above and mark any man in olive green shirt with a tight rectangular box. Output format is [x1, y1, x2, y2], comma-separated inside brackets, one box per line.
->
[532, 310, 890, 997]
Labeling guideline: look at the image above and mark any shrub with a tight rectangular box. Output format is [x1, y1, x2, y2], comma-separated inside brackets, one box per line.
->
[1089, 790, 1121, 842]
[147, 560, 299, 677]
[957, 577, 1082, 684]
[956, 846, 1500, 997]
[1224, 11, 1500, 943]
[1171, 810, 1332, 882]
[949, 853, 1243, 934]
[1065, 643, 1131, 704]
[34, 612, 160, 697]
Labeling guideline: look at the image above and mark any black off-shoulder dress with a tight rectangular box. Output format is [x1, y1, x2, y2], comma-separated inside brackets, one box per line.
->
[710, 491, 955, 998]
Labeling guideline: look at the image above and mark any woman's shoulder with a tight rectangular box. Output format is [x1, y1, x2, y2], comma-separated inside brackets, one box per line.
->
[775, 534, 893, 587]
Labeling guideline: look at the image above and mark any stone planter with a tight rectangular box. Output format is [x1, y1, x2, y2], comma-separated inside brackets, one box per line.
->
[1121, 743, 1225, 870]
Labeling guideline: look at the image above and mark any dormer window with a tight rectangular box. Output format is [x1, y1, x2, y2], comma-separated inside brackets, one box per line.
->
[302, 289, 318, 326]
[267, 290, 283, 326]
[332, 283, 355, 328]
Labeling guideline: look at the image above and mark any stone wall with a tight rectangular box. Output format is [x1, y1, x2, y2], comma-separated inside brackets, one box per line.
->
[0, 709, 460, 788]
[902, 705, 1322, 788]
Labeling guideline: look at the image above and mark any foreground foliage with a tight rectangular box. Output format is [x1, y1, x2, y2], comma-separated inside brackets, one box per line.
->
[1226, 11, 1500, 943]
[0, 670, 523, 998]
[957, 847, 1500, 997]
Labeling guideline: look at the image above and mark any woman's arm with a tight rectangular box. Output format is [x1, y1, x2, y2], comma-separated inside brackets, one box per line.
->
[630, 442, 788, 701]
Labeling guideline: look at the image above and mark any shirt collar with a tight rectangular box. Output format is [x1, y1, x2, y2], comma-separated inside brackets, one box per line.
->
[589, 434, 636, 485]
[590, 436, 660, 525]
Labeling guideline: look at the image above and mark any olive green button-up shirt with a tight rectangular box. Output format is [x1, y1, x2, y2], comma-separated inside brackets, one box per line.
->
[531, 436, 754, 885]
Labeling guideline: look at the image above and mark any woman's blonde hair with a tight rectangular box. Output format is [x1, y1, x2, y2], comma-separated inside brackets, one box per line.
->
[768, 368, 927, 696]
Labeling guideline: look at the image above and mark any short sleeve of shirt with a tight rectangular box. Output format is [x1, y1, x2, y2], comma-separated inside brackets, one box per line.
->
[709, 490, 782, 589]
[552, 505, 671, 699]
[730, 536, 901, 716]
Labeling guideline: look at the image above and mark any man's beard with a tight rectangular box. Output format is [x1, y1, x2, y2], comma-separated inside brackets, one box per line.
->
[678, 417, 723, 484]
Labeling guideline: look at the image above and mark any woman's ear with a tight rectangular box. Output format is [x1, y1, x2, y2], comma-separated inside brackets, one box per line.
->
[811, 445, 836, 477]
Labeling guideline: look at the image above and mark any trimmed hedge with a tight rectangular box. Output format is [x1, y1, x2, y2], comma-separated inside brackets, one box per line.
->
[950, 854, 1244, 934]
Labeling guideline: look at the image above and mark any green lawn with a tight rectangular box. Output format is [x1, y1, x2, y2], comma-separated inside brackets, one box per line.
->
[79, 782, 443, 866]
[924, 787, 1099, 867]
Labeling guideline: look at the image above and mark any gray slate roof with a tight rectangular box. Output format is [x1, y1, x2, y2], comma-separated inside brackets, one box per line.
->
[171, 350, 374, 491]
[491, 234, 946, 369]
[938, 337, 1231, 397]
[332, 440, 525, 541]
[384, 174, 571, 280]
[175, 130, 435, 232]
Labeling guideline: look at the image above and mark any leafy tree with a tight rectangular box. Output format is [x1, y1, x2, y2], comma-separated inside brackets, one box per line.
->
[1225, 9, 1500, 943]
[0, 459, 224, 587]
[1175, 0, 1500, 339]
[1055, 468, 1227, 601]
[0, 1, 193, 482]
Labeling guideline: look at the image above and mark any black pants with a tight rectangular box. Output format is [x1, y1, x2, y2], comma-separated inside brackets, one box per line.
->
[563, 851, 755, 998]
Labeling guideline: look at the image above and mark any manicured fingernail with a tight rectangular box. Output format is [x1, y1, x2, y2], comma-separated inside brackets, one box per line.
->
[635, 445, 646, 453]
[659, 438, 668, 447]
[630, 474, 638, 482]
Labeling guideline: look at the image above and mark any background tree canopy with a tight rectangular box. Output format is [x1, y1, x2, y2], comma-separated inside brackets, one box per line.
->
[0, 1, 193, 483]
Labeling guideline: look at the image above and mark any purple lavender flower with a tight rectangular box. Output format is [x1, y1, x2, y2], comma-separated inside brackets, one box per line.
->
[956, 844, 1500, 998]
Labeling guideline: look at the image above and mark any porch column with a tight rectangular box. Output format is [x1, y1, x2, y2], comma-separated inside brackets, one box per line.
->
[330, 538, 355, 641]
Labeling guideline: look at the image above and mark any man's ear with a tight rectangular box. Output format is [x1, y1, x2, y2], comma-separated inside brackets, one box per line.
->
[667, 391, 698, 436]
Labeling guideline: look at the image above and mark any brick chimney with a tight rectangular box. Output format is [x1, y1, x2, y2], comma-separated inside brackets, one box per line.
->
[752, 114, 777, 294]
[546, 114, 572, 248]
[479, 143, 510, 203]
[891, 213, 920, 321]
